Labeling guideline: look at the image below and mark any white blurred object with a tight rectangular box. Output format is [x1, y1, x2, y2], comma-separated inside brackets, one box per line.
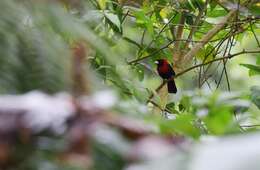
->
[164, 112, 176, 120]
[0, 91, 75, 133]
[125, 133, 260, 170]
[90, 123, 131, 155]
[0, 90, 117, 133]
[196, 109, 208, 118]
[80, 90, 117, 111]
[190, 133, 260, 170]
[92, 90, 117, 109]
[129, 136, 175, 161]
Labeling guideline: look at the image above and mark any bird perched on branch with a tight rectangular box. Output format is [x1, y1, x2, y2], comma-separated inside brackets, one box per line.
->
[155, 59, 177, 93]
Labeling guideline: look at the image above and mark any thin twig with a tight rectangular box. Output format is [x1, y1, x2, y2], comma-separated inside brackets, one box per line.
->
[240, 124, 260, 128]
[176, 49, 260, 78]
[148, 100, 172, 113]
[140, 29, 146, 46]
[225, 29, 237, 91]
[138, 62, 157, 75]
[146, 81, 166, 104]
[128, 41, 173, 64]
[123, 37, 142, 49]
[199, 30, 232, 87]
[184, 0, 209, 50]
[136, 12, 177, 59]
[121, 10, 129, 23]
[216, 33, 232, 89]
[250, 21, 260, 48]
[146, 49, 260, 103]
[201, 25, 246, 85]
[155, 17, 260, 28]
[127, 37, 231, 64]
[183, 10, 237, 63]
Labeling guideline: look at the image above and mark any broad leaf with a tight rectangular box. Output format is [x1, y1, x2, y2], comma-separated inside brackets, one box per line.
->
[240, 64, 260, 76]
[104, 11, 121, 32]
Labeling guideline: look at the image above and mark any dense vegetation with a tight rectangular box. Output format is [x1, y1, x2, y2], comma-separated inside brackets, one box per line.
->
[1, 0, 260, 170]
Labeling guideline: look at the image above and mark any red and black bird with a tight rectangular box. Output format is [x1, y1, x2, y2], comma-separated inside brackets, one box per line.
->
[155, 59, 177, 93]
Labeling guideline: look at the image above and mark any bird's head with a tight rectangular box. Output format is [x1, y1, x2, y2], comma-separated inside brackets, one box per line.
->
[155, 59, 168, 66]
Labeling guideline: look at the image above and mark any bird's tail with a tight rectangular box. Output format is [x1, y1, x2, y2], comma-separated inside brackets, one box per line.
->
[167, 78, 177, 93]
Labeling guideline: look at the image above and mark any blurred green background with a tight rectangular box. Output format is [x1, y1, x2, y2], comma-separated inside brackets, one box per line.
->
[1, 0, 260, 170]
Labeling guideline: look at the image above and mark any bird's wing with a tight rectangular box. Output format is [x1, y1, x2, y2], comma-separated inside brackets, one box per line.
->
[168, 63, 176, 76]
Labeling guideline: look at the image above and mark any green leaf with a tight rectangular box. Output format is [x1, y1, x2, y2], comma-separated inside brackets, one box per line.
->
[104, 11, 121, 32]
[97, 0, 107, 10]
[134, 10, 154, 36]
[159, 7, 171, 18]
[159, 114, 201, 139]
[207, 9, 227, 17]
[172, 13, 181, 24]
[240, 64, 260, 76]
[122, 37, 142, 49]
[249, 4, 260, 16]
[186, 0, 196, 11]
[209, 1, 218, 10]
[196, 44, 215, 62]
[193, 0, 204, 10]
[178, 103, 185, 112]
[251, 86, 260, 109]
[180, 95, 192, 112]
[166, 102, 175, 110]
[204, 107, 233, 135]
[166, 102, 179, 113]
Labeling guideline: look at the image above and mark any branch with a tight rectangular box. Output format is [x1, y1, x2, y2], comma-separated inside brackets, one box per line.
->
[128, 41, 173, 64]
[148, 100, 172, 113]
[157, 17, 260, 28]
[183, 10, 236, 63]
[215, 36, 233, 90]
[71, 41, 89, 96]
[121, 10, 129, 23]
[174, 12, 185, 50]
[250, 21, 260, 48]
[172, 11, 186, 71]
[123, 36, 142, 49]
[176, 49, 260, 78]
[240, 124, 260, 128]
[128, 23, 246, 65]
[127, 38, 224, 65]
[201, 24, 249, 82]
[183, 0, 209, 50]
[146, 49, 260, 103]
[146, 81, 166, 104]
[128, 15, 258, 65]
[134, 13, 177, 61]
[140, 29, 146, 46]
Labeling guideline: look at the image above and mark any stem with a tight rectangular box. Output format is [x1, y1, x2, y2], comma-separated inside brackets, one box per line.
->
[147, 49, 260, 103]
[176, 49, 260, 78]
[183, 0, 209, 50]
[172, 11, 186, 70]
[183, 10, 236, 63]
[250, 21, 260, 48]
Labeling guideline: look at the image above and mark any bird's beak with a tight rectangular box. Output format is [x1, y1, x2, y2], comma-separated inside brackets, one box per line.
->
[154, 61, 159, 64]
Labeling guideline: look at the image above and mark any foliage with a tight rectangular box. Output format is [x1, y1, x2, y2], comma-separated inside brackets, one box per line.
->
[1, 0, 260, 170]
